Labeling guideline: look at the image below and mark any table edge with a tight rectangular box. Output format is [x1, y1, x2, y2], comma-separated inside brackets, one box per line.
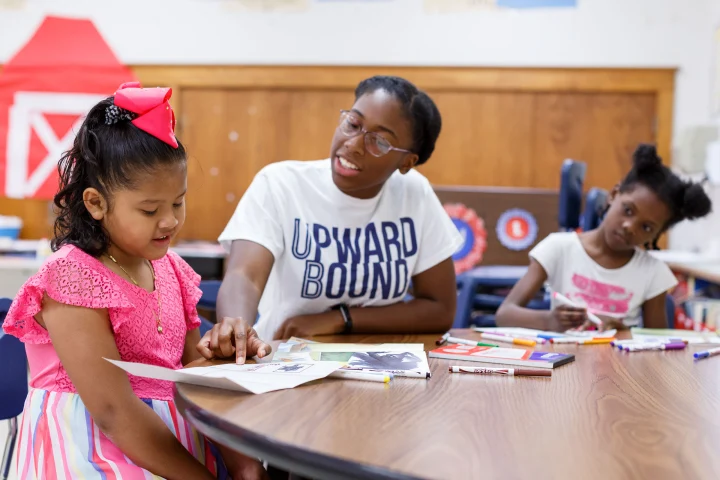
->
[174, 384, 423, 480]
[667, 261, 720, 284]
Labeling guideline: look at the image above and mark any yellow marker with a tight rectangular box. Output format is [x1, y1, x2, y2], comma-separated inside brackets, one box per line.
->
[511, 337, 537, 347]
[577, 338, 614, 345]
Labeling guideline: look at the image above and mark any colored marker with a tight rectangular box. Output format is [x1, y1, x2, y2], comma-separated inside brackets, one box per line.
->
[447, 336, 499, 348]
[577, 338, 615, 345]
[330, 370, 392, 383]
[436, 332, 451, 346]
[498, 332, 549, 344]
[551, 337, 613, 345]
[693, 346, 720, 360]
[529, 336, 549, 345]
[474, 329, 550, 344]
[623, 342, 686, 352]
[550, 337, 580, 344]
[538, 333, 565, 340]
[553, 292, 603, 326]
[476, 332, 536, 347]
[612, 338, 688, 348]
[449, 366, 551, 377]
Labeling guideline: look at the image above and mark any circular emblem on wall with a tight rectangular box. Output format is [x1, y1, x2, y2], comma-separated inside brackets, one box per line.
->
[496, 208, 538, 251]
[443, 203, 487, 275]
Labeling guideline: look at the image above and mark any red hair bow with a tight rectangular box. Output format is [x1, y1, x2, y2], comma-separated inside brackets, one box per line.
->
[113, 82, 178, 148]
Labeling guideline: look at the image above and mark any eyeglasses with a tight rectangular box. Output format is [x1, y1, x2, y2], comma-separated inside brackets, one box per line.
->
[337, 110, 413, 157]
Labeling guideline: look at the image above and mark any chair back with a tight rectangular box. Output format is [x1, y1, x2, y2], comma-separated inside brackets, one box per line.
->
[198, 280, 221, 311]
[665, 295, 676, 329]
[0, 298, 28, 420]
[580, 187, 608, 231]
[558, 159, 587, 231]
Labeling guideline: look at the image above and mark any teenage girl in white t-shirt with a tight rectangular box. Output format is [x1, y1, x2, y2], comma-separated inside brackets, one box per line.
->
[196, 75, 462, 355]
[496, 145, 712, 332]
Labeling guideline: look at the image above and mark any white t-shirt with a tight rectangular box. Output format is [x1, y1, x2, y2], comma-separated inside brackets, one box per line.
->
[530, 232, 678, 327]
[219, 159, 463, 340]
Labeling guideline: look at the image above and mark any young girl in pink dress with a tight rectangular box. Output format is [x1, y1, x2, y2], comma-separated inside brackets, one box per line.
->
[2, 82, 271, 479]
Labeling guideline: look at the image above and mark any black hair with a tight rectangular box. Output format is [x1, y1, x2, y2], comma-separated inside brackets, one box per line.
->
[354, 76, 442, 166]
[52, 96, 186, 256]
[617, 144, 712, 249]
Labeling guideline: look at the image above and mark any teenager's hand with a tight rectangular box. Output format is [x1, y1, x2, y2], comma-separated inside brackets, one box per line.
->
[197, 317, 272, 364]
[274, 312, 345, 340]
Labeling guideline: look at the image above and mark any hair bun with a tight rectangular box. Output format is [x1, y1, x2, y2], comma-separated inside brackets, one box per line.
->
[632, 144, 662, 171]
[682, 182, 712, 220]
[105, 104, 136, 125]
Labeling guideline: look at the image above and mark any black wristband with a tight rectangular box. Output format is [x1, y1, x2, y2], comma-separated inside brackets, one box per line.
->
[338, 305, 353, 334]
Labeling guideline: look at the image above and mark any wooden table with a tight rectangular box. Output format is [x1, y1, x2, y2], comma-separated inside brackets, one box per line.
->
[175, 330, 720, 480]
[667, 260, 720, 285]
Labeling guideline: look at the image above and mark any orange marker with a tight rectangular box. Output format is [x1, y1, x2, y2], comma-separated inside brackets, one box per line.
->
[577, 338, 614, 345]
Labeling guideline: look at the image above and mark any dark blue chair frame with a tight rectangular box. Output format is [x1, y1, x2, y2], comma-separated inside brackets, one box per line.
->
[0, 298, 28, 480]
[580, 187, 608, 232]
[453, 159, 587, 328]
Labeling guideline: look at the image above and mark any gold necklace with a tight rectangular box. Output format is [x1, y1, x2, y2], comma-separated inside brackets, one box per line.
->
[106, 254, 163, 334]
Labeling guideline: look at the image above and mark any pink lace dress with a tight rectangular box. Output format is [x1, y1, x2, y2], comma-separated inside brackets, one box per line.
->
[2, 245, 228, 479]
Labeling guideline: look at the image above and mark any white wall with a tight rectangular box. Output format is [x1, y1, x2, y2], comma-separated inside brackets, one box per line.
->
[0, 0, 717, 249]
[667, 2, 720, 253]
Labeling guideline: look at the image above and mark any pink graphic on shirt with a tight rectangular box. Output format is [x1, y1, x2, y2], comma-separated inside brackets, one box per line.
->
[567, 273, 633, 315]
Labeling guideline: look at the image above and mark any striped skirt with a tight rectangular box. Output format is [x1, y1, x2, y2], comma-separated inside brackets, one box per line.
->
[15, 388, 229, 479]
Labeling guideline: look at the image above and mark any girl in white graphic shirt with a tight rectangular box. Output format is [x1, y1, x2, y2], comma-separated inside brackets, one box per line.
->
[496, 145, 712, 332]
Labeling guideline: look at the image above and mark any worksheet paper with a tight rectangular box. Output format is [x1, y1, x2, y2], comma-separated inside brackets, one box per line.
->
[630, 328, 720, 345]
[106, 358, 343, 395]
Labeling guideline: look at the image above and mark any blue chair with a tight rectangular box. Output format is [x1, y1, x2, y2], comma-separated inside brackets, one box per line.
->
[453, 161, 586, 328]
[454, 266, 530, 328]
[558, 159, 587, 231]
[665, 295, 676, 329]
[0, 298, 28, 480]
[198, 315, 214, 337]
[580, 187, 608, 231]
[198, 280, 221, 311]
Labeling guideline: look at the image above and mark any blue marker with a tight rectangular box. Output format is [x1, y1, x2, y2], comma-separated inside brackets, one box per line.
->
[538, 333, 564, 340]
[694, 346, 720, 360]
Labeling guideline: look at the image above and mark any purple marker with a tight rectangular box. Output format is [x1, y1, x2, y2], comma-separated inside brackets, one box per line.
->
[625, 342, 686, 352]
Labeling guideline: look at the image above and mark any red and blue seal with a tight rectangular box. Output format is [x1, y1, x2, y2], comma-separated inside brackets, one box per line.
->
[443, 203, 487, 275]
[496, 208, 538, 251]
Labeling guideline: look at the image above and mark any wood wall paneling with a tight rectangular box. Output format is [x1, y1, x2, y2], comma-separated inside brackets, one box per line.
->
[0, 66, 674, 249]
[531, 93, 657, 190]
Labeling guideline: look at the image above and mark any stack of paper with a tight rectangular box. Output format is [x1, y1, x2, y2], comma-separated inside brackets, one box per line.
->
[273, 341, 432, 378]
